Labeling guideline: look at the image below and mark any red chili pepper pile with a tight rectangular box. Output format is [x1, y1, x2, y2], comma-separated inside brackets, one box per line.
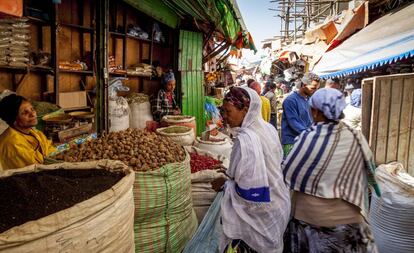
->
[190, 153, 221, 173]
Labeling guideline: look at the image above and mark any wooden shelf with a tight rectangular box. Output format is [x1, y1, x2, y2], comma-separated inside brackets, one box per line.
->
[126, 34, 152, 43]
[0, 65, 27, 73]
[59, 69, 94, 75]
[27, 15, 49, 25]
[109, 72, 127, 77]
[30, 66, 55, 74]
[0, 65, 54, 75]
[109, 31, 125, 38]
[63, 106, 91, 112]
[60, 23, 94, 32]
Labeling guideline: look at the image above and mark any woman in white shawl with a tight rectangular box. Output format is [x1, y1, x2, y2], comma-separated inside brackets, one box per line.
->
[213, 87, 290, 253]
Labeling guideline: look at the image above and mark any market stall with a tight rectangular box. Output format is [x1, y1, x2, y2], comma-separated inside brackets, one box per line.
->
[0, 1, 254, 252]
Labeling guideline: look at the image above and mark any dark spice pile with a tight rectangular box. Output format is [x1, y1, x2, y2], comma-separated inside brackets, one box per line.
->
[0, 169, 124, 233]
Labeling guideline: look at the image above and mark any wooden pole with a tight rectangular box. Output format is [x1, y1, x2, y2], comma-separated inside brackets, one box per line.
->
[95, 0, 109, 134]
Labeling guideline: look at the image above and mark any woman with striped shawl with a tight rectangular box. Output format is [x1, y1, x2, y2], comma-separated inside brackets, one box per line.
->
[282, 88, 381, 253]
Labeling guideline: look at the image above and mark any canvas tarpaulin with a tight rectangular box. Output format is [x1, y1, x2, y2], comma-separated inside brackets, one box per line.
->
[313, 2, 414, 78]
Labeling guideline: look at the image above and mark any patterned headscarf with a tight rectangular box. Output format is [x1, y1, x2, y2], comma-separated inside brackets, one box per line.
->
[224, 87, 250, 110]
[350, 89, 362, 108]
[162, 70, 175, 85]
[309, 88, 347, 121]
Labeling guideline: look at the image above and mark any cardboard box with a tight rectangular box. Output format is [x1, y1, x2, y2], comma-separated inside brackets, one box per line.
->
[58, 123, 93, 143]
[58, 91, 87, 109]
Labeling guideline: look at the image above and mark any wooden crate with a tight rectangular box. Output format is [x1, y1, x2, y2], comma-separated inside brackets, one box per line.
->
[362, 73, 414, 175]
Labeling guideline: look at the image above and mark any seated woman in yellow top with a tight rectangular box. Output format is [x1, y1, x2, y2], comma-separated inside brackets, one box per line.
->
[0, 94, 56, 170]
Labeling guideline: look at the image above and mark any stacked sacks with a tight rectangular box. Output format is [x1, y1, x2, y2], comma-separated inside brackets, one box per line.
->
[0, 18, 30, 67]
[0, 20, 10, 66]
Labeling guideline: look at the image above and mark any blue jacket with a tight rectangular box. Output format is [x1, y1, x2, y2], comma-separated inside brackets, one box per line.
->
[281, 91, 313, 145]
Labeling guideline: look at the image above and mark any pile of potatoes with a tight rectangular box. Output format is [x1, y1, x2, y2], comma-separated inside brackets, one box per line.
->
[54, 128, 186, 171]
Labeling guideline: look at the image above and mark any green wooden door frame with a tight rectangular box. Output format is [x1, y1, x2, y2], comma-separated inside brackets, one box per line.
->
[178, 30, 205, 136]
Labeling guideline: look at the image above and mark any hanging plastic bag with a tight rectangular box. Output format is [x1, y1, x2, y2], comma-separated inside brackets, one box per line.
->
[108, 78, 130, 132]
[183, 192, 223, 253]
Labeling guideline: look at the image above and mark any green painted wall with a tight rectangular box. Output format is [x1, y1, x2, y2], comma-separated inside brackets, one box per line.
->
[179, 30, 205, 136]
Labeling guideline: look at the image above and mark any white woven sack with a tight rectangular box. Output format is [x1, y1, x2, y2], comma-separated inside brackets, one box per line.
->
[109, 98, 130, 132]
[156, 126, 195, 146]
[0, 160, 135, 253]
[129, 101, 153, 129]
[370, 162, 414, 253]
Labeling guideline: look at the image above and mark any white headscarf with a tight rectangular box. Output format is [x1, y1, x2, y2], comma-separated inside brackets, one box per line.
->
[309, 88, 347, 121]
[220, 87, 290, 253]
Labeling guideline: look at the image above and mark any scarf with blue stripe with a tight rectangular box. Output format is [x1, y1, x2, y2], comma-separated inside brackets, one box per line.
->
[283, 121, 380, 219]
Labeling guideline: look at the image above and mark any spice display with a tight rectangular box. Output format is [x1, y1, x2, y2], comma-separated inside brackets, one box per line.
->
[0, 169, 124, 233]
[54, 128, 186, 171]
[32, 101, 60, 116]
[190, 153, 221, 173]
[126, 93, 150, 104]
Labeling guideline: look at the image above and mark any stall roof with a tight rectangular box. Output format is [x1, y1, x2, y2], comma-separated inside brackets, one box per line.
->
[123, 0, 255, 51]
[313, 2, 414, 78]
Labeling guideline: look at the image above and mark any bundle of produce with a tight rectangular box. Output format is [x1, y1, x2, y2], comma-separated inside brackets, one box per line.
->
[190, 152, 221, 173]
[0, 160, 135, 252]
[54, 128, 186, 172]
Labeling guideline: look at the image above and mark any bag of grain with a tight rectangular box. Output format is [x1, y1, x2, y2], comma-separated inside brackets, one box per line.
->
[127, 93, 153, 129]
[161, 115, 196, 135]
[0, 160, 135, 253]
[156, 125, 195, 146]
[133, 152, 198, 253]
